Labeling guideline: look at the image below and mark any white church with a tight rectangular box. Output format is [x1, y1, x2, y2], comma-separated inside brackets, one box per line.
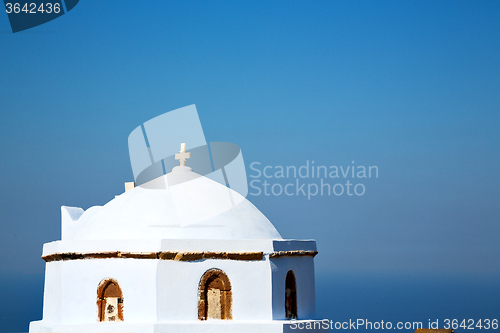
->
[29, 106, 328, 333]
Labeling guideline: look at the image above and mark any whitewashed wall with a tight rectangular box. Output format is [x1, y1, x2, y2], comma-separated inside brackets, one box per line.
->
[43, 258, 157, 324]
[270, 256, 316, 320]
[156, 259, 273, 321]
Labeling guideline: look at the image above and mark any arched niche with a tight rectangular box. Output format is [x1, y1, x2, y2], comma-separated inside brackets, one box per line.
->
[285, 270, 297, 319]
[198, 268, 232, 320]
[97, 278, 124, 322]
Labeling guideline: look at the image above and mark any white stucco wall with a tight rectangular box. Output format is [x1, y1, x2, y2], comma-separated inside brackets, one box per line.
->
[43, 258, 157, 324]
[36, 239, 317, 328]
[42, 261, 62, 323]
[40, 257, 273, 324]
[270, 256, 316, 320]
[156, 259, 273, 321]
[271, 240, 317, 320]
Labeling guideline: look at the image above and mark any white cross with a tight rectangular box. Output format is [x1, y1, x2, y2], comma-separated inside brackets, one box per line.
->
[175, 143, 191, 166]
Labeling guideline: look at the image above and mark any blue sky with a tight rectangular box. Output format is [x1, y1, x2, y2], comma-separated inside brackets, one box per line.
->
[0, 0, 499, 331]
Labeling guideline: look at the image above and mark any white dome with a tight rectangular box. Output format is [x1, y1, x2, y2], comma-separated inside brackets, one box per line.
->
[71, 167, 282, 241]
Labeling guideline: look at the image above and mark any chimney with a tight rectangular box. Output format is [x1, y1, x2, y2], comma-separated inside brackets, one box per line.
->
[125, 182, 135, 192]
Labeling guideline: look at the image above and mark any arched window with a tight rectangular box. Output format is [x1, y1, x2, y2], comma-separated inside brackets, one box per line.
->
[198, 268, 232, 320]
[285, 270, 297, 319]
[97, 278, 124, 322]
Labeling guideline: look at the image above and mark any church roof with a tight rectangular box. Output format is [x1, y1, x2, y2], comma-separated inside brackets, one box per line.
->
[63, 166, 282, 241]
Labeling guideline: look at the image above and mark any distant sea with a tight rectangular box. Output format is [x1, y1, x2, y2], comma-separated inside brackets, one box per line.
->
[316, 273, 500, 333]
[1, 273, 498, 332]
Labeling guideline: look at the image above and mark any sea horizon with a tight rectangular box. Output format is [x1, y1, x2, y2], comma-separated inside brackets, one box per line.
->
[1, 272, 498, 333]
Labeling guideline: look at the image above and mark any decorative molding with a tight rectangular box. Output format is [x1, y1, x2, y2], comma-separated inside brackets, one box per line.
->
[269, 250, 318, 258]
[42, 250, 318, 263]
[42, 251, 264, 263]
